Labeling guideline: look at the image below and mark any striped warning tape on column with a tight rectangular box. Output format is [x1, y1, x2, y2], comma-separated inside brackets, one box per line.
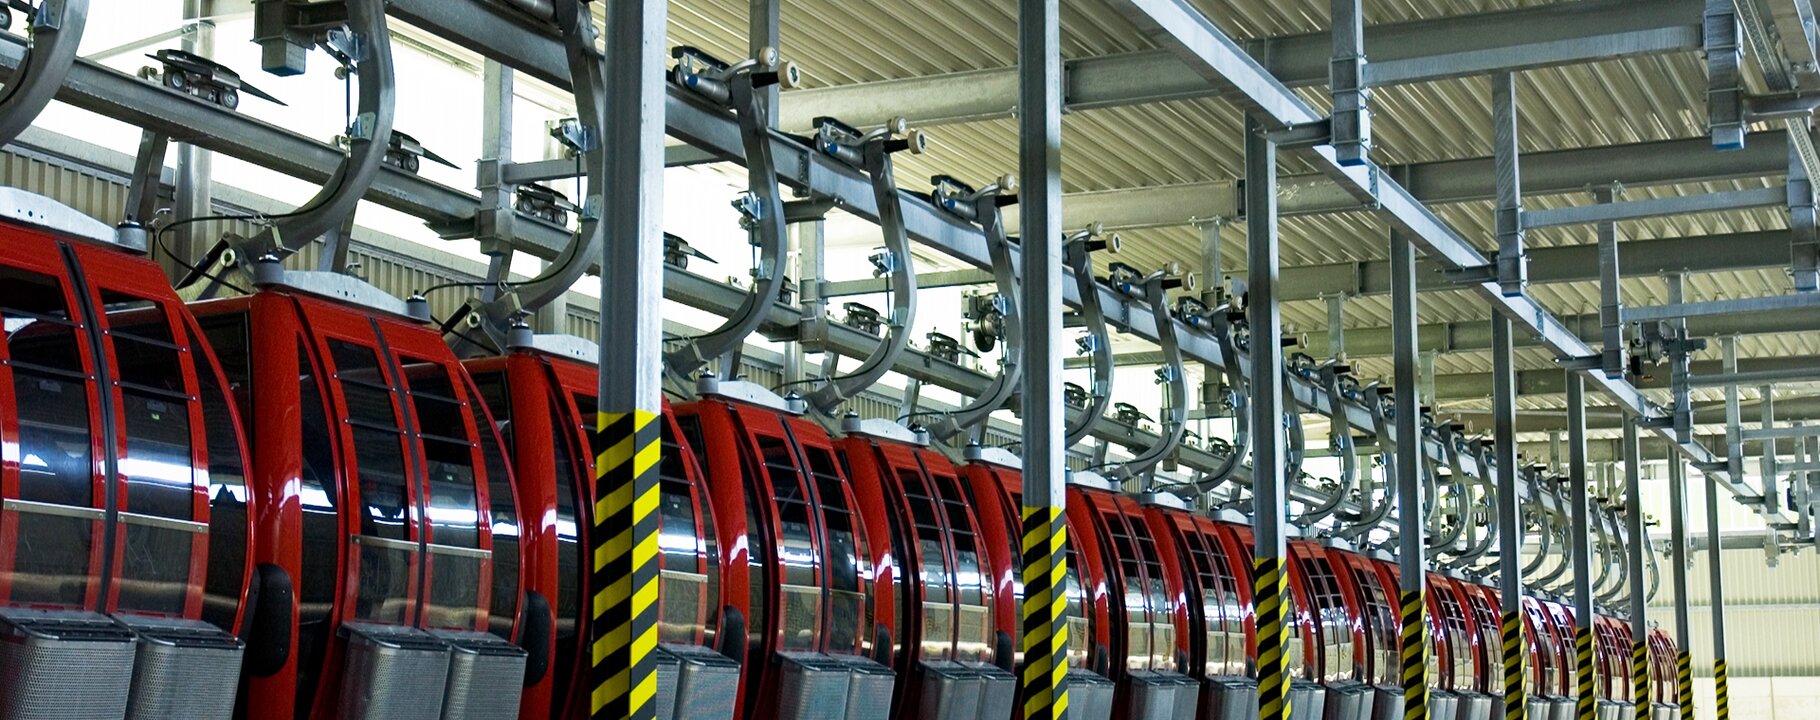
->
[590, 410, 662, 720]
[1399, 590, 1427, 720]
[1714, 658, 1729, 720]
[1020, 506, 1070, 720]
[1502, 612, 1526, 720]
[1256, 555, 1291, 720]
[1632, 642, 1650, 720]
[1574, 628, 1595, 720]
[1676, 651, 1693, 714]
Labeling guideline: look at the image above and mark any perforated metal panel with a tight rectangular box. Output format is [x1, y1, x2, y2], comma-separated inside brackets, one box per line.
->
[1428, 689, 1459, 720]
[966, 661, 1015, 720]
[0, 609, 136, 720]
[1127, 670, 1190, 720]
[916, 660, 983, 720]
[1550, 697, 1576, 720]
[1068, 669, 1116, 720]
[1322, 680, 1371, 720]
[337, 623, 452, 720]
[1370, 685, 1403, 720]
[1525, 696, 1555, 720]
[1289, 682, 1328, 720]
[1598, 701, 1634, 720]
[121, 616, 244, 720]
[776, 652, 853, 720]
[1203, 675, 1258, 720]
[832, 653, 895, 720]
[653, 643, 740, 720]
[435, 630, 528, 720]
[1651, 703, 1680, 720]
[1455, 691, 1493, 720]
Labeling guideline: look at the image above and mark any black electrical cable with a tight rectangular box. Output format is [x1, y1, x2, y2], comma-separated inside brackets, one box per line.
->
[156, 219, 249, 295]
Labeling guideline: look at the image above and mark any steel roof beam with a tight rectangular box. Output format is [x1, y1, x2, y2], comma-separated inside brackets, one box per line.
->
[1023, 132, 1796, 231]
[1107, 0, 1788, 526]
[776, 0, 1703, 131]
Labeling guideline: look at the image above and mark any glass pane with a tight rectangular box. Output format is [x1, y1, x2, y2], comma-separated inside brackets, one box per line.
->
[193, 328, 250, 633]
[805, 447, 862, 654]
[118, 524, 192, 616]
[294, 344, 339, 720]
[100, 292, 182, 395]
[424, 553, 482, 630]
[355, 541, 414, 624]
[352, 426, 411, 541]
[116, 386, 201, 616]
[7, 366, 94, 606]
[466, 376, 519, 640]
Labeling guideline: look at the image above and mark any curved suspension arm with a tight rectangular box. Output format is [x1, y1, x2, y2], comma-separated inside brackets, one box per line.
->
[1522, 508, 1555, 580]
[1339, 385, 1398, 543]
[1294, 366, 1355, 528]
[1451, 442, 1501, 567]
[660, 55, 794, 379]
[1283, 385, 1306, 486]
[0, 0, 88, 148]
[1062, 235, 1114, 448]
[1427, 428, 1470, 554]
[806, 128, 917, 414]
[1644, 526, 1662, 603]
[246, 0, 395, 258]
[1541, 521, 1576, 593]
[1182, 309, 1251, 493]
[1109, 271, 1188, 482]
[926, 180, 1020, 440]
[1601, 506, 1632, 606]
[1592, 504, 1621, 603]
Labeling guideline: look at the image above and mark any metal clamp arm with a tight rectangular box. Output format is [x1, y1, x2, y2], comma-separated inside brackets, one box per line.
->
[248, 0, 395, 258]
[662, 49, 798, 379]
[806, 120, 920, 414]
[1062, 228, 1116, 448]
[1427, 425, 1471, 553]
[1109, 268, 1190, 483]
[0, 0, 87, 147]
[925, 175, 1021, 441]
[1294, 364, 1358, 529]
[1340, 384, 1398, 542]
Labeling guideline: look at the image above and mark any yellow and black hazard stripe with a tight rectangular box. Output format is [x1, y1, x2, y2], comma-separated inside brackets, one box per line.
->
[1502, 612, 1525, 720]
[591, 410, 662, 720]
[1631, 642, 1650, 720]
[1399, 590, 1427, 720]
[1676, 650, 1693, 714]
[1256, 555, 1292, 720]
[1574, 627, 1596, 720]
[1714, 658, 1730, 720]
[1020, 505, 1070, 720]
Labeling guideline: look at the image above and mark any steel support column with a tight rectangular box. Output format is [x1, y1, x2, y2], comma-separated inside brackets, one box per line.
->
[1667, 454, 1694, 715]
[1762, 388, 1781, 515]
[1492, 71, 1526, 296]
[174, 0, 214, 270]
[749, 0, 779, 122]
[1706, 462, 1731, 720]
[1392, 217, 1428, 718]
[1595, 185, 1625, 379]
[1623, 418, 1649, 720]
[1016, 1, 1069, 718]
[589, 0, 665, 716]
[1246, 113, 1292, 720]
[1494, 313, 1526, 717]
[1329, 0, 1368, 165]
[1570, 373, 1597, 720]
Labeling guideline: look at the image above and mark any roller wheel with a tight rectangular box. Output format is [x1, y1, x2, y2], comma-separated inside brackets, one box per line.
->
[223, 88, 239, 110]
[165, 71, 186, 91]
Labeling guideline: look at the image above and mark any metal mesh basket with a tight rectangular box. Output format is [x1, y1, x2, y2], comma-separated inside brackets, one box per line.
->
[1426, 689, 1459, 720]
[965, 661, 1015, 720]
[830, 652, 896, 720]
[1369, 684, 1403, 720]
[1322, 680, 1372, 720]
[1456, 691, 1494, 720]
[434, 630, 527, 720]
[915, 660, 983, 720]
[0, 608, 137, 720]
[775, 651, 853, 720]
[653, 643, 740, 720]
[120, 615, 244, 720]
[337, 623, 452, 720]
[1203, 675, 1259, 720]
[1598, 700, 1634, 720]
[1288, 680, 1328, 720]
[1551, 697, 1576, 720]
[1067, 669, 1117, 720]
[1651, 703, 1681, 720]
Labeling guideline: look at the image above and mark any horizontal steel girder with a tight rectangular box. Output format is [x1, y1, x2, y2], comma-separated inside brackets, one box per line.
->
[777, 0, 1704, 131]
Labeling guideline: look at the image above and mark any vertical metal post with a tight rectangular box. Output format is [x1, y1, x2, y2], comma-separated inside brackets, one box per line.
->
[1761, 388, 1780, 515]
[1550, 430, 1564, 475]
[1392, 212, 1428, 719]
[1326, 294, 1346, 360]
[1595, 185, 1624, 379]
[1623, 418, 1649, 720]
[1017, 1, 1069, 718]
[1246, 113, 1291, 720]
[591, 0, 665, 717]
[1705, 463, 1731, 720]
[750, 0, 780, 123]
[1492, 71, 1526, 296]
[1667, 454, 1694, 716]
[174, 0, 215, 266]
[792, 219, 826, 384]
[1420, 350, 1437, 408]
[1706, 0, 1745, 148]
[1723, 337, 1745, 483]
[1329, 0, 1369, 166]
[1666, 272, 1695, 442]
[1570, 374, 1596, 720]
[1200, 219, 1225, 307]
[1494, 314, 1526, 718]
[476, 59, 518, 290]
